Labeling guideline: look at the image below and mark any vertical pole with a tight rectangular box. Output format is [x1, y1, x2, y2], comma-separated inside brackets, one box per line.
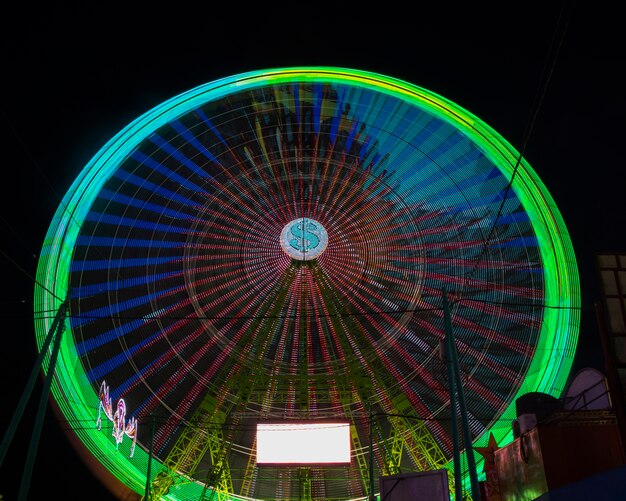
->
[445, 313, 463, 501]
[368, 408, 375, 501]
[0, 299, 68, 467]
[18, 298, 68, 501]
[298, 467, 311, 501]
[144, 413, 156, 501]
[443, 290, 481, 501]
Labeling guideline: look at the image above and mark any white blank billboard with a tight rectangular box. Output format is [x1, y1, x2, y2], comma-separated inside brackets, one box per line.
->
[256, 422, 351, 465]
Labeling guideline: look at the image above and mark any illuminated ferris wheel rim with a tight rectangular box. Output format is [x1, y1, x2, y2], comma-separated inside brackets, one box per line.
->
[39, 65, 579, 364]
[33, 66, 580, 498]
[41, 66, 577, 301]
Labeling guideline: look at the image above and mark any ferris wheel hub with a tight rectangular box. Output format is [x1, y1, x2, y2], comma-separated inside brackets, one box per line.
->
[280, 217, 328, 261]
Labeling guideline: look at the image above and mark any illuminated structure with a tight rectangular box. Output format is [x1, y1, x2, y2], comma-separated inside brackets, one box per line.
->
[96, 380, 138, 458]
[33, 67, 580, 500]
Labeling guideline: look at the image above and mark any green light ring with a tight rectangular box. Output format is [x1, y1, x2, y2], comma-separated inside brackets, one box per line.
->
[442, 103, 581, 457]
[33, 66, 580, 496]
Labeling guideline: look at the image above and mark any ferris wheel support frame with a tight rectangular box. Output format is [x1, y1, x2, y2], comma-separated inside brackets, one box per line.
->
[1, 298, 69, 501]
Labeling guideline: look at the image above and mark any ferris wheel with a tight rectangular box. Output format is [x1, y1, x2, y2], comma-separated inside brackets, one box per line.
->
[33, 67, 580, 500]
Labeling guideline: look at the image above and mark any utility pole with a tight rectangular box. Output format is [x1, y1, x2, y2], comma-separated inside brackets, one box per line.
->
[0, 298, 69, 467]
[14, 298, 69, 501]
[368, 407, 376, 501]
[443, 290, 481, 501]
[444, 309, 463, 501]
[144, 413, 156, 501]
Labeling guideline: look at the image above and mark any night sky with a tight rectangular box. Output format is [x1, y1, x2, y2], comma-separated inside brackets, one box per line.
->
[1, 2, 624, 499]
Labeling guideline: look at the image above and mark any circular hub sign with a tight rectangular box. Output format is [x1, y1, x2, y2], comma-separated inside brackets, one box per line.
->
[280, 217, 328, 261]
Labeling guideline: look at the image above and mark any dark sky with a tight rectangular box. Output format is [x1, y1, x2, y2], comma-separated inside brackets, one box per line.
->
[1, 2, 623, 500]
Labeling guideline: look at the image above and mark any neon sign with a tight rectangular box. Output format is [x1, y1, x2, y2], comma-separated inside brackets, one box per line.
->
[280, 217, 328, 261]
[96, 380, 138, 457]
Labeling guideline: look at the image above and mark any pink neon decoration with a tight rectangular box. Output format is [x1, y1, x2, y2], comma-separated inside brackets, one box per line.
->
[96, 380, 138, 457]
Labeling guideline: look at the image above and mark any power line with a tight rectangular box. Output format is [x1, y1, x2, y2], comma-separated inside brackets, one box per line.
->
[465, 0, 577, 285]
